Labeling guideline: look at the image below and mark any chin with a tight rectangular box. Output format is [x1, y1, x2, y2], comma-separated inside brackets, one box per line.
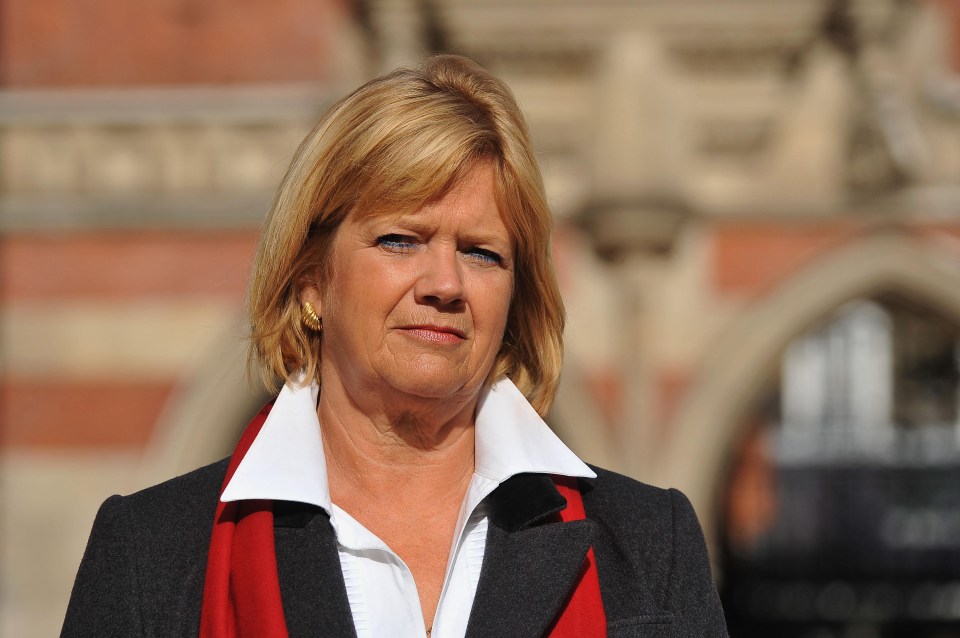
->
[384, 367, 480, 402]
[391, 379, 472, 402]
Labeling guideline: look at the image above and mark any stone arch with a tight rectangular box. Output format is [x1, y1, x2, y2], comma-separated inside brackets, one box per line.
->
[657, 230, 960, 551]
[137, 321, 268, 487]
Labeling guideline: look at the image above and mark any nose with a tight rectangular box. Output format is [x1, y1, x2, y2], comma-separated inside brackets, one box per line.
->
[414, 244, 465, 307]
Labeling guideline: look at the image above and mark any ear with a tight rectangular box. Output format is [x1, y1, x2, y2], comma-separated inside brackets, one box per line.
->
[299, 279, 324, 317]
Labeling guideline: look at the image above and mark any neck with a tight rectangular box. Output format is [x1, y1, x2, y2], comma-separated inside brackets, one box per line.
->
[316, 375, 480, 504]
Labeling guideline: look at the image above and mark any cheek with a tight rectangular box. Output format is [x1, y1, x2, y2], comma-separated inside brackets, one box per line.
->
[325, 257, 406, 334]
[483, 279, 514, 337]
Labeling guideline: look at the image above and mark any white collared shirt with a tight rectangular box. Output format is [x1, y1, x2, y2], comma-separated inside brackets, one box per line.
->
[221, 378, 595, 638]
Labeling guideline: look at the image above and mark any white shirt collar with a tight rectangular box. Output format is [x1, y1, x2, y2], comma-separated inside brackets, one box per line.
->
[220, 377, 595, 511]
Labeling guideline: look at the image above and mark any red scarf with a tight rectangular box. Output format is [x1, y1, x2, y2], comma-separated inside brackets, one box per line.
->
[550, 476, 609, 636]
[199, 404, 607, 637]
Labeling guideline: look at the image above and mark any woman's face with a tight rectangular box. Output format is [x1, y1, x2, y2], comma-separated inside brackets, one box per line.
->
[303, 162, 515, 405]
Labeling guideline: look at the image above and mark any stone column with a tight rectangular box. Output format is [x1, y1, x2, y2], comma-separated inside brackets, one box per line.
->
[369, 0, 425, 72]
[584, 31, 688, 477]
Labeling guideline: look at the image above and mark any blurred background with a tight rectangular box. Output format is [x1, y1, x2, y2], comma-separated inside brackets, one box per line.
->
[3, 0, 960, 636]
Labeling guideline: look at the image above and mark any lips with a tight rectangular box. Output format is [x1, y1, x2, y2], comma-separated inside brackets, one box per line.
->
[397, 324, 467, 343]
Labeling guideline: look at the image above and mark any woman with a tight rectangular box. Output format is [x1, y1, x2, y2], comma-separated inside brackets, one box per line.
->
[61, 55, 727, 637]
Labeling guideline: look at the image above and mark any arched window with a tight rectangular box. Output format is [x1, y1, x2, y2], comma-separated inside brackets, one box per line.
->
[721, 294, 960, 638]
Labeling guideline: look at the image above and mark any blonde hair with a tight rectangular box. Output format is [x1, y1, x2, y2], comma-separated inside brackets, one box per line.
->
[248, 54, 564, 415]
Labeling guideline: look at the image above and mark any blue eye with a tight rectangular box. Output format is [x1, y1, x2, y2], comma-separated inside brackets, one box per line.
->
[465, 247, 503, 265]
[377, 234, 417, 251]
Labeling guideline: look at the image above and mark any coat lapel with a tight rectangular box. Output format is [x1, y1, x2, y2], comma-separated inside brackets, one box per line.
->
[268, 476, 595, 638]
[273, 502, 358, 638]
[465, 475, 597, 638]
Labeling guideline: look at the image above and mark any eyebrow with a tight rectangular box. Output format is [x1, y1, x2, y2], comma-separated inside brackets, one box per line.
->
[378, 217, 512, 249]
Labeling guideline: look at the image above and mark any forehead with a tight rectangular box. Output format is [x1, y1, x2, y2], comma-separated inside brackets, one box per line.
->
[353, 162, 512, 238]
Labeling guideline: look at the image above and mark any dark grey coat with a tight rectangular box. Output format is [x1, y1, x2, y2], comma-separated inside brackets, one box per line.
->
[61, 461, 728, 637]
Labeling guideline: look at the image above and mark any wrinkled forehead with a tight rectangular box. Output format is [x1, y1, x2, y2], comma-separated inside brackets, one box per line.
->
[349, 156, 510, 226]
[368, 165, 510, 238]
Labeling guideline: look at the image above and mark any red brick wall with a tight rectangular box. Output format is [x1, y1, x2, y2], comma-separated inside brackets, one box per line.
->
[946, 0, 960, 72]
[3, 231, 258, 301]
[710, 221, 861, 297]
[1, 0, 348, 87]
[0, 230, 258, 449]
[711, 220, 960, 298]
[1, 379, 175, 449]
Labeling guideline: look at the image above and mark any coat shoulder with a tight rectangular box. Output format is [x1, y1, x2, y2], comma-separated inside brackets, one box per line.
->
[586, 464, 670, 498]
[118, 457, 230, 555]
[582, 464, 710, 584]
[124, 457, 229, 520]
[582, 465, 729, 636]
[584, 464, 684, 524]
[61, 458, 230, 638]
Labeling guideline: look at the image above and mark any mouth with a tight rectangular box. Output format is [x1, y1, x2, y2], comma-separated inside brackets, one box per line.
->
[397, 324, 467, 343]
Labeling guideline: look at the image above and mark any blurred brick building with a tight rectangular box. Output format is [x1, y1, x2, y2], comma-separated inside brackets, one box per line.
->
[3, 1, 960, 636]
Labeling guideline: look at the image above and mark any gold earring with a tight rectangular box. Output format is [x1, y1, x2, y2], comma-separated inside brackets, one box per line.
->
[301, 301, 322, 332]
